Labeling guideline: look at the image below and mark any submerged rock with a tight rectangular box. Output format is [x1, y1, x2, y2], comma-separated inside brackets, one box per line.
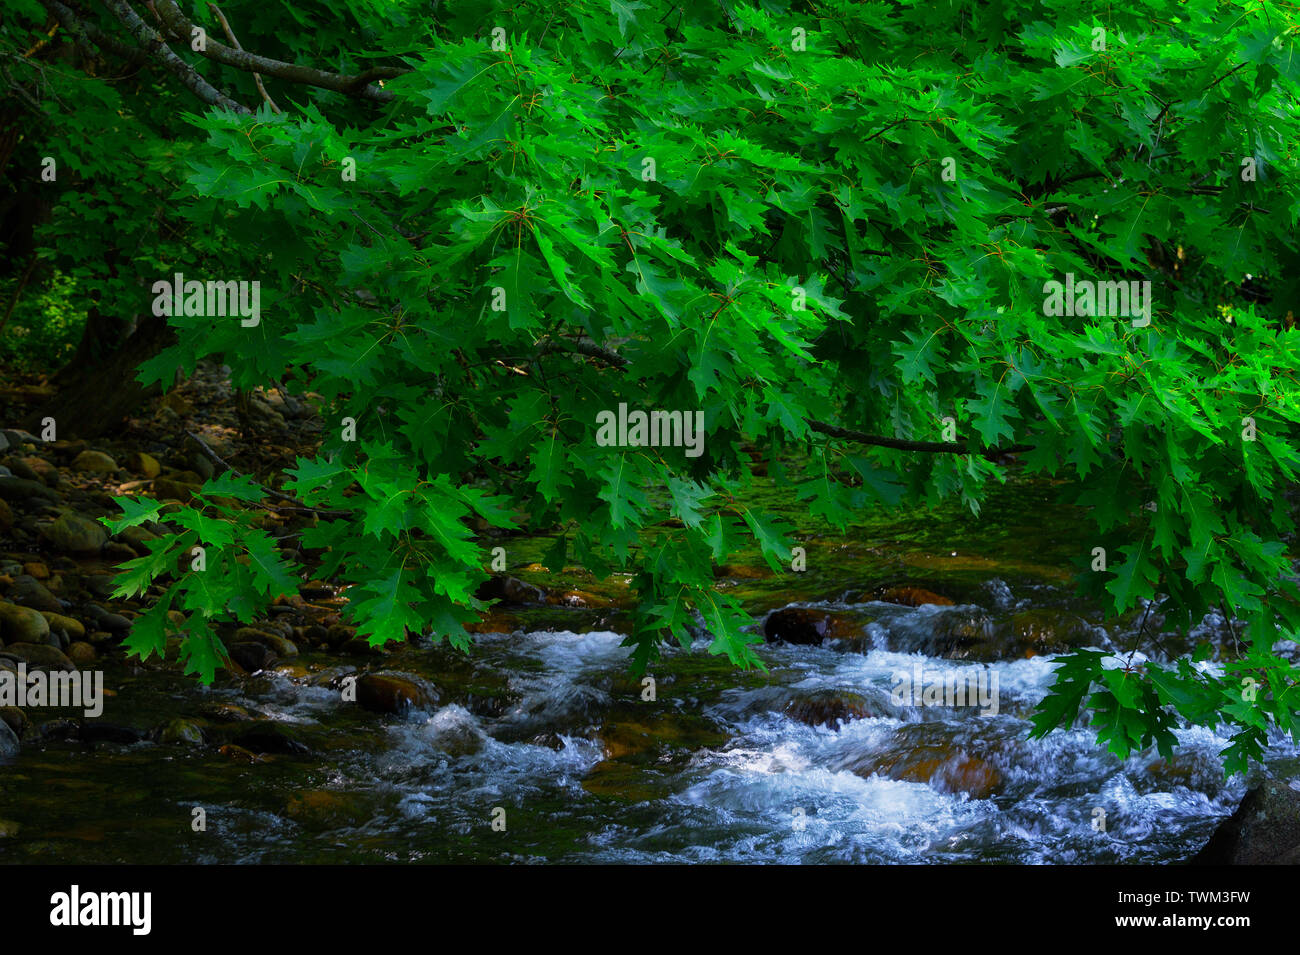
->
[835, 722, 1006, 800]
[783, 690, 876, 728]
[356, 672, 439, 716]
[764, 607, 861, 645]
[424, 705, 487, 756]
[285, 790, 370, 831]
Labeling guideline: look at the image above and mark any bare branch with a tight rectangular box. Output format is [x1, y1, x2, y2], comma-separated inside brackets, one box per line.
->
[40, 0, 151, 65]
[153, 0, 400, 103]
[101, 0, 251, 113]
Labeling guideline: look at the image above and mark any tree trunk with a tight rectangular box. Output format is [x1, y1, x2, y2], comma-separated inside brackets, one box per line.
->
[24, 308, 175, 439]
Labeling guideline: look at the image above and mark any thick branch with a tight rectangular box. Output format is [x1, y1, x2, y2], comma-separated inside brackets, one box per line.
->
[101, 0, 250, 113]
[154, 0, 400, 103]
[40, 0, 152, 65]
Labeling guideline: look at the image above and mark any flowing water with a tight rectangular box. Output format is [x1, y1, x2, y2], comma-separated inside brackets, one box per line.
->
[1, 479, 1295, 863]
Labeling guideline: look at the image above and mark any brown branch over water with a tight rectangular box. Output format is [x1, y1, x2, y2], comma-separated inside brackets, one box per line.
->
[536, 338, 1034, 457]
[153, 0, 401, 103]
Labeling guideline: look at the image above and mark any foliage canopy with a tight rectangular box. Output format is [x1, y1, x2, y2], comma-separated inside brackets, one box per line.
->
[7, 0, 1300, 776]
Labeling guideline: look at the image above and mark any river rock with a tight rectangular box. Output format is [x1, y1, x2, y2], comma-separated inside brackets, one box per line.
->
[40, 612, 85, 641]
[878, 585, 955, 607]
[1, 429, 40, 447]
[323, 624, 356, 649]
[341, 636, 387, 656]
[228, 641, 278, 672]
[783, 690, 876, 728]
[152, 477, 197, 502]
[285, 790, 369, 830]
[0, 706, 26, 737]
[0, 476, 58, 501]
[475, 575, 545, 605]
[6, 457, 43, 484]
[233, 627, 298, 658]
[247, 396, 287, 432]
[836, 722, 1006, 800]
[0, 602, 51, 643]
[83, 575, 119, 600]
[189, 452, 214, 481]
[997, 609, 1094, 658]
[72, 450, 118, 473]
[356, 672, 439, 715]
[1193, 777, 1300, 864]
[424, 704, 487, 756]
[158, 718, 205, 745]
[7, 574, 62, 612]
[117, 524, 160, 555]
[84, 604, 132, 633]
[230, 722, 310, 756]
[0, 498, 11, 530]
[19, 456, 59, 487]
[764, 607, 859, 645]
[125, 451, 161, 479]
[0, 720, 18, 758]
[67, 642, 96, 665]
[80, 723, 146, 744]
[0, 642, 74, 672]
[41, 512, 108, 554]
[196, 702, 255, 723]
[49, 439, 87, 459]
[894, 610, 998, 658]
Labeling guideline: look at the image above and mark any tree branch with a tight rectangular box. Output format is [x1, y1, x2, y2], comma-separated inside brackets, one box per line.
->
[101, 0, 251, 113]
[153, 0, 400, 103]
[206, 2, 279, 113]
[40, 0, 152, 65]
[532, 338, 1033, 457]
[185, 431, 352, 518]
